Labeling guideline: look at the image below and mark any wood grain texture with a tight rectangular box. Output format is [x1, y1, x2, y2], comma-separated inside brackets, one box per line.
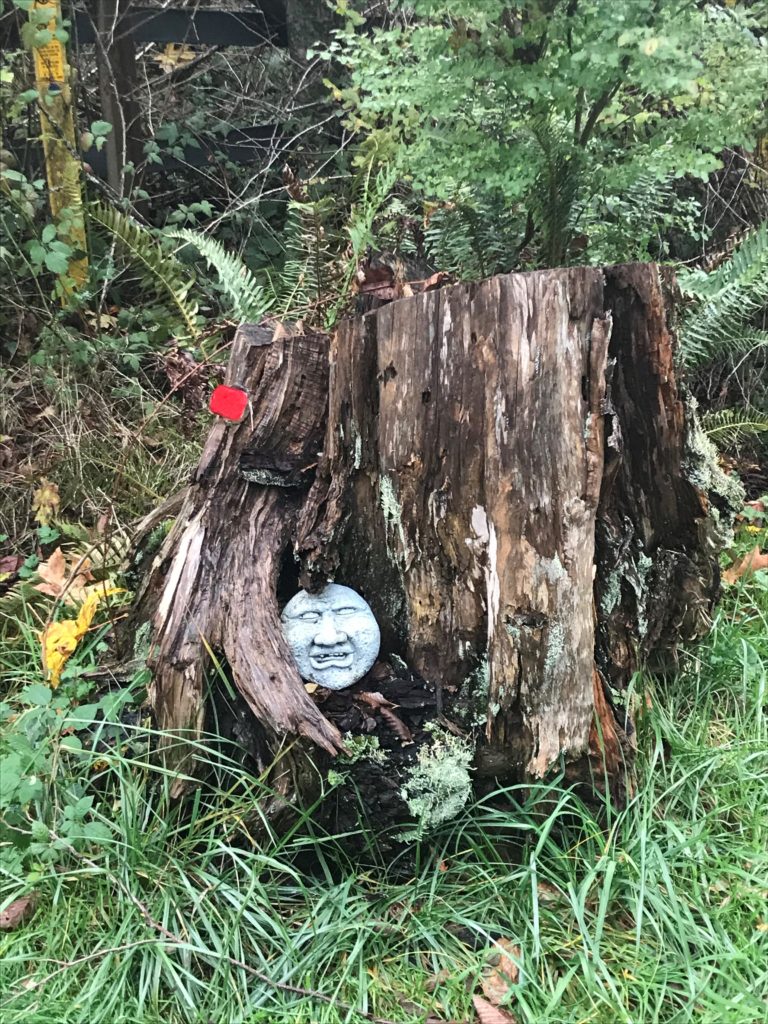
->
[142, 264, 725, 812]
[301, 268, 612, 779]
[137, 325, 343, 792]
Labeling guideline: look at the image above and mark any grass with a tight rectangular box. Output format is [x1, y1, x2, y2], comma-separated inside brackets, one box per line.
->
[0, 358, 201, 541]
[1, 555, 767, 1024]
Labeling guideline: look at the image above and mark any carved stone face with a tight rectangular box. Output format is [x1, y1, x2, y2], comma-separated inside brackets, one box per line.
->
[281, 584, 380, 690]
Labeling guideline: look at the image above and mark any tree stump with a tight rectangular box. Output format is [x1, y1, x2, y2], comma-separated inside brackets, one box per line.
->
[133, 264, 738, 827]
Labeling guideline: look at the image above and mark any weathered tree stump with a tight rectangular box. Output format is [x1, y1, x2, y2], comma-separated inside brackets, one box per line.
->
[133, 264, 737, 827]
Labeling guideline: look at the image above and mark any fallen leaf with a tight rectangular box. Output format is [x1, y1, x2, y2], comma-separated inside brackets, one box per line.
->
[480, 939, 520, 1006]
[473, 994, 519, 1024]
[34, 547, 94, 605]
[424, 967, 451, 993]
[357, 690, 394, 708]
[31, 478, 60, 525]
[0, 554, 23, 576]
[0, 894, 37, 931]
[41, 584, 121, 686]
[380, 705, 415, 743]
[723, 546, 768, 585]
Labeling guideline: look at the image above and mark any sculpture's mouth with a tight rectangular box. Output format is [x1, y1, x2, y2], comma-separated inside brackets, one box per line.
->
[310, 649, 354, 671]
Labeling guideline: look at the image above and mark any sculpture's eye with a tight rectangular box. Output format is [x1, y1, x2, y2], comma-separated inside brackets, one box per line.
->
[335, 607, 357, 616]
[298, 611, 320, 622]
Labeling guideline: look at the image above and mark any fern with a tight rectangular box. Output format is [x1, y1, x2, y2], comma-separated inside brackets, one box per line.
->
[529, 119, 585, 267]
[702, 407, 768, 446]
[267, 195, 339, 317]
[89, 204, 199, 339]
[679, 221, 768, 369]
[678, 222, 768, 301]
[167, 229, 271, 323]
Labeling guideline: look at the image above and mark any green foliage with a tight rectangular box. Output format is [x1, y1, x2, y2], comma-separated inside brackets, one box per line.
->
[702, 408, 768, 445]
[167, 228, 272, 322]
[679, 222, 768, 370]
[326, 0, 768, 274]
[0, 509, 766, 1022]
[678, 221, 768, 452]
[88, 204, 200, 341]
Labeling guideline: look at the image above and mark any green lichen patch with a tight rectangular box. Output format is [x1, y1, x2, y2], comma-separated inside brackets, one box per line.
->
[338, 733, 388, 766]
[379, 475, 408, 558]
[683, 398, 744, 548]
[543, 620, 565, 675]
[456, 657, 490, 727]
[399, 727, 473, 838]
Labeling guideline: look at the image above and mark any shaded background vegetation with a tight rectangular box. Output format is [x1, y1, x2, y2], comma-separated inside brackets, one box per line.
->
[1, 3, 767, 1022]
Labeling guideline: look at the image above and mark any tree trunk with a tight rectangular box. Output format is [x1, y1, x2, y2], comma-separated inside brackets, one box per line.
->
[133, 265, 737, 828]
[93, 0, 144, 198]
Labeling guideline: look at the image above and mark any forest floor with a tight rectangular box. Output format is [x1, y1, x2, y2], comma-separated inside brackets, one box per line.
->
[1, 364, 767, 1024]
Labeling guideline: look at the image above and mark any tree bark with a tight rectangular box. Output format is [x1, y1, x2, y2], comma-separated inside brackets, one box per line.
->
[135, 265, 735, 824]
[132, 325, 343, 799]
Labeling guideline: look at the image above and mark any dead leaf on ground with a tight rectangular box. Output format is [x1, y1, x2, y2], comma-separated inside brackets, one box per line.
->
[723, 546, 768, 585]
[34, 547, 94, 605]
[357, 691, 414, 742]
[0, 554, 23, 576]
[425, 967, 452, 993]
[0, 894, 37, 931]
[480, 938, 520, 1006]
[31, 478, 60, 525]
[473, 994, 519, 1024]
[357, 690, 394, 709]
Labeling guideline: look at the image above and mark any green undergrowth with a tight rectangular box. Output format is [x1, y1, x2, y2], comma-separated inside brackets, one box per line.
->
[1, 532, 767, 1023]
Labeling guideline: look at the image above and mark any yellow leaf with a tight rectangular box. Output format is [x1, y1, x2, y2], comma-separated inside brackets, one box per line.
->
[31, 479, 60, 526]
[41, 619, 81, 688]
[40, 585, 122, 687]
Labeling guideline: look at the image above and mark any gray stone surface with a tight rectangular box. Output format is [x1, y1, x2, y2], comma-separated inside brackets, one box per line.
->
[281, 584, 380, 690]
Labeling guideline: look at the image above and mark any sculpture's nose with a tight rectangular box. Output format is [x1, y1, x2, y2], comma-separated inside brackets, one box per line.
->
[313, 612, 348, 646]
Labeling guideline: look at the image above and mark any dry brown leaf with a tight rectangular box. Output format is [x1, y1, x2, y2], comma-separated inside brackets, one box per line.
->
[31, 478, 60, 525]
[356, 690, 394, 708]
[481, 939, 520, 1006]
[723, 546, 768, 585]
[34, 547, 94, 605]
[0, 894, 37, 931]
[0, 554, 23, 576]
[473, 994, 519, 1024]
[380, 706, 414, 743]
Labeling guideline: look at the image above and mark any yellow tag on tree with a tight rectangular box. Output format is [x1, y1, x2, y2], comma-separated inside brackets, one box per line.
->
[30, 1, 88, 294]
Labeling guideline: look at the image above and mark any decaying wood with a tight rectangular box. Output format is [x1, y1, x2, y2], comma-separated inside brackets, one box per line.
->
[300, 269, 614, 782]
[133, 325, 343, 794]
[139, 263, 729, 819]
[297, 264, 724, 797]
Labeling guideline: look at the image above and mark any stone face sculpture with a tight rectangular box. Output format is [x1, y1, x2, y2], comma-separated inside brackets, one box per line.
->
[280, 583, 381, 690]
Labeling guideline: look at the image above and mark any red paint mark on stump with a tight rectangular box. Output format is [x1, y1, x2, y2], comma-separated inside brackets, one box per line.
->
[209, 385, 248, 421]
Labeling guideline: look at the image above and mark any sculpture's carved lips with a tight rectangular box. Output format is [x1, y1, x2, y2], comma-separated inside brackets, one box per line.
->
[310, 649, 354, 670]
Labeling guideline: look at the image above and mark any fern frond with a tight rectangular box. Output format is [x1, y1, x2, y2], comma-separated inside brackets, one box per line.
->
[702, 407, 768, 446]
[682, 297, 768, 368]
[678, 222, 768, 301]
[167, 228, 272, 323]
[89, 203, 199, 339]
[679, 220, 768, 369]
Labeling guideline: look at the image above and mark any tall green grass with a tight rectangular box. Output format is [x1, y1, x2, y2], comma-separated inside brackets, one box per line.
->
[1, 570, 767, 1024]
